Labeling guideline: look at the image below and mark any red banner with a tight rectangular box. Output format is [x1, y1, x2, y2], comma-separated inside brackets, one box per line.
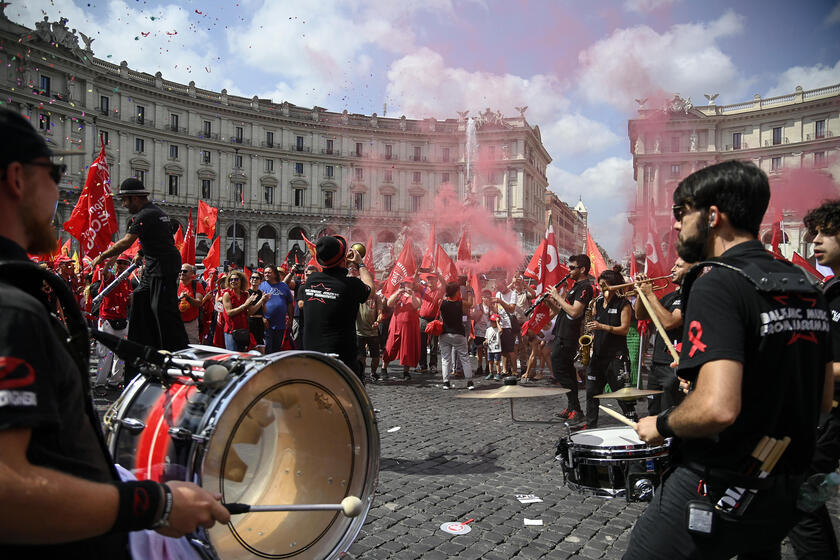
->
[202, 236, 220, 281]
[521, 301, 552, 336]
[457, 229, 471, 263]
[792, 251, 825, 281]
[173, 224, 184, 252]
[365, 235, 375, 282]
[435, 244, 459, 283]
[383, 241, 417, 297]
[63, 137, 117, 258]
[524, 239, 546, 281]
[536, 223, 567, 295]
[180, 209, 195, 266]
[197, 200, 218, 238]
[420, 224, 436, 270]
[586, 229, 607, 279]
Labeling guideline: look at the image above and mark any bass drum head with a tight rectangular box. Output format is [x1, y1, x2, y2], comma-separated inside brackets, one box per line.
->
[201, 351, 378, 560]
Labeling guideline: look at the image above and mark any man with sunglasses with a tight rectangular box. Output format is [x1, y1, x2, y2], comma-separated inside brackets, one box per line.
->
[546, 254, 595, 423]
[624, 160, 833, 559]
[91, 178, 188, 352]
[0, 107, 229, 557]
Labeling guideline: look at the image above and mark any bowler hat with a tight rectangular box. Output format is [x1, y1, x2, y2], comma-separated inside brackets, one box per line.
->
[315, 235, 348, 268]
[114, 177, 151, 198]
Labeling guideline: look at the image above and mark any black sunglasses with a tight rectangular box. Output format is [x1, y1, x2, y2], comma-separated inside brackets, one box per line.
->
[25, 161, 67, 183]
[672, 203, 694, 221]
[568, 265, 580, 270]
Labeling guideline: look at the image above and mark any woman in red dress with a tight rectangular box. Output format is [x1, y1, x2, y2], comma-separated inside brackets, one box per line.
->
[222, 270, 267, 351]
[384, 280, 421, 380]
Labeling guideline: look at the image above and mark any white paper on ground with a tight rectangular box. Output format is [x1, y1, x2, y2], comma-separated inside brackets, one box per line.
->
[387, 426, 401, 432]
[515, 494, 543, 504]
[524, 518, 544, 526]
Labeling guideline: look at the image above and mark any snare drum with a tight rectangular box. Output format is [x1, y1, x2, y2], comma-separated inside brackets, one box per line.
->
[105, 348, 379, 560]
[556, 426, 670, 502]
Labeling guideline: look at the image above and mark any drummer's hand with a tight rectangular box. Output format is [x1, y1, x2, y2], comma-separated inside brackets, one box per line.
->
[155, 480, 230, 538]
[678, 376, 690, 394]
[635, 416, 664, 446]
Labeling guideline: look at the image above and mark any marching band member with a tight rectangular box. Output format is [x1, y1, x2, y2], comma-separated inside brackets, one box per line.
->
[634, 257, 693, 416]
[625, 160, 833, 559]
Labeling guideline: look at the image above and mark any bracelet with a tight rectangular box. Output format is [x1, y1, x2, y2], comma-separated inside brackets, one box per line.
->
[110, 480, 164, 533]
[150, 484, 174, 529]
[357, 263, 366, 268]
[656, 407, 677, 439]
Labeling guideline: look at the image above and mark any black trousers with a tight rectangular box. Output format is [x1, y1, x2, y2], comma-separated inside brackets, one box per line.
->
[128, 272, 188, 352]
[623, 465, 802, 560]
[419, 316, 439, 369]
[647, 362, 684, 416]
[585, 356, 635, 427]
[787, 412, 840, 559]
[551, 337, 581, 412]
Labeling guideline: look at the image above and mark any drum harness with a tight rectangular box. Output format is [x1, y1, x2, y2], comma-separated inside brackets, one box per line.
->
[670, 257, 817, 533]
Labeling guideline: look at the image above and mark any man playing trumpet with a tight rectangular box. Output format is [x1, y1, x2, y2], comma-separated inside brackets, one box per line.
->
[634, 258, 693, 416]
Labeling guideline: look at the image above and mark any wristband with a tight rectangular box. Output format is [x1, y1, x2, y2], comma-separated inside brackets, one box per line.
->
[656, 407, 677, 439]
[357, 263, 366, 268]
[110, 480, 164, 532]
[150, 484, 174, 529]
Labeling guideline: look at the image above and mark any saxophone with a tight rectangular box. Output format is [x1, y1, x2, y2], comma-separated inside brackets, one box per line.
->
[577, 298, 598, 366]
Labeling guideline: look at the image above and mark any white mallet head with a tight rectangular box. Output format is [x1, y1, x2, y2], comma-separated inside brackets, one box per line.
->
[341, 496, 363, 517]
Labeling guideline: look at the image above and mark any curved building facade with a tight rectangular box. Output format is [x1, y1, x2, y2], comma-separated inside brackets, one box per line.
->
[0, 15, 551, 268]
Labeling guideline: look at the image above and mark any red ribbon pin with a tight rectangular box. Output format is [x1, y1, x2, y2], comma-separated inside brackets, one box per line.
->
[687, 321, 707, 357]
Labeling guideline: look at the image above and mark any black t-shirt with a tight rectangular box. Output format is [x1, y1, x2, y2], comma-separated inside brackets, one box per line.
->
[822, 278, 840, 414]
[553, 277, 595, 342]
[302, 268, 370, 368]
[652, 289, 683, 364]
[127, 202, 181, 277]
[592, 295, 630, 359]
[676, 240, 831, 473]
[440, 299, 465, 335]
[0, 236, 128, 558]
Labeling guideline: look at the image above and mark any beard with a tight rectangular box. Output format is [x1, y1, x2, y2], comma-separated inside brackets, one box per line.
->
[677, 226, 709, 263]
[21, 200, 58, 255]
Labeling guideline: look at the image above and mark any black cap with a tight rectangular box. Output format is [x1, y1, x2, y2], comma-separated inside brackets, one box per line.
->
[315, 235, 348, 268]
[0, 106, 80, 166]
[114, 177, 151, 197]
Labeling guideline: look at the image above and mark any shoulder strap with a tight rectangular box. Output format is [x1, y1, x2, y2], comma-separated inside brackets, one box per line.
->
[682, 256, 818, 303]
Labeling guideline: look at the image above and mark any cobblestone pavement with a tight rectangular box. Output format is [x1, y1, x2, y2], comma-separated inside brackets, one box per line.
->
[93, 361, 835, 559]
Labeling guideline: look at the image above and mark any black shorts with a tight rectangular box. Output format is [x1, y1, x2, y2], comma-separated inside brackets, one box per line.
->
[358, 335, 381, 359]
[474, 336, 486, 347]
[500, 328, 515, 353]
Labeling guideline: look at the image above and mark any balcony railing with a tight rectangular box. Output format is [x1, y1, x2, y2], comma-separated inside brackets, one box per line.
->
[409, 155, 427, 162]
[320, 148, 340, 155]
[132, 116, 154, 127]
[230, 138, 251, 145]
[292, 145, 311, 152]
[198, 131, 219, 140]
[261, 141, 274, 148]
[350, 151, 362, 157]
[96, 107, 110, 115]
[169, 125, 187, 134]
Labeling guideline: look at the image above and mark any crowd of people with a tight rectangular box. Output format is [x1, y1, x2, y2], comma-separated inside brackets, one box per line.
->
[3, 105, 840, 560]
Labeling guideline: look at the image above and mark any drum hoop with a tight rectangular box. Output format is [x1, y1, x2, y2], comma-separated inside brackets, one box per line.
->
[571, 451, 671, 465]
[192, 350, 380, 560]
[105, 373, 153, 457]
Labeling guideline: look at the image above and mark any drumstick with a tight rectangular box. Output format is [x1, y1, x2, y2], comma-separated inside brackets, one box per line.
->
[634, 287, 680, 364]
[598, 405, 637, 429]
[224, 496, 363, 517]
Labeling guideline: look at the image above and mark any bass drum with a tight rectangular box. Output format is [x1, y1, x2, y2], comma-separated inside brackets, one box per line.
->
[105, 349, 379, 560]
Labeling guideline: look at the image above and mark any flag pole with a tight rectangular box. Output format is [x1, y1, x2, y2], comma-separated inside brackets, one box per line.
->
[233, 146, 239, 268]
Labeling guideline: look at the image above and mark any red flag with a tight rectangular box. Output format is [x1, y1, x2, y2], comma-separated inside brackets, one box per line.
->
[457, 229, 471, 263]
[770, 212, 783, 256]
[629, 252, 638, 278]
[61, 238, 72, 257]
[644, 214, 667, 279]
[420, 224, 436, 270]
[180, 209, 195, 266]
[202, 236, 220, 281]
[792, 251, 825, 281]
[365, 236, 375, 282]
[173, 224, 184, 253]
[520, 301, 552, 337]
[243, 266, 252, 281]
[197, 200, 218, 238]
[469, 269, 482, 305]
[123, 238, 141, 259]
[524, 239, 546, 281]
[435, 245, 458, 283]
[300, 231, 321, 272]
[63, 136, 117, 258]
[586, 229, 608, 279]
[536, 221, 567, 295]
[383, 241, 417, 297]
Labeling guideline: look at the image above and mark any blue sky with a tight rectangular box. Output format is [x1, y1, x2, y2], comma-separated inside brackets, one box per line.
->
[9, 0, 840, 256]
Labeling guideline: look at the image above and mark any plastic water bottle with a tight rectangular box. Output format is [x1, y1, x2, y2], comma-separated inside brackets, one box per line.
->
[797, 472, 840, 512]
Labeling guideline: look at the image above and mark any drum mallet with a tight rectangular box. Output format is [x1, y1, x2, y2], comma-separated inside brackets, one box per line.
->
[599, 405, 638, 429]
[224, 496, 363, 517]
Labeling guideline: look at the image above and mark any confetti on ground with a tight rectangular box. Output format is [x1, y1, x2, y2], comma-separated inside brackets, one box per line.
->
[386, 426, 400, 433]
[515, 494, 543, 504]
[524, 519, 543, 526]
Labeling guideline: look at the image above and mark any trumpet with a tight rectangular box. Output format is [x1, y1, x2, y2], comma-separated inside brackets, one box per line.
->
[606, 274, 672, 296]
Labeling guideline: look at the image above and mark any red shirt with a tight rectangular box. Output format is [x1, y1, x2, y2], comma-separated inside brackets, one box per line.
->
[99, 279, 131, 320]
[222, 289, 249, 333]
[178, 280, 206, 322]
[419, 286, 444, 319]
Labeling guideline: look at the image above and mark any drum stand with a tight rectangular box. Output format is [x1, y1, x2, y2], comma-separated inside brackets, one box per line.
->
[508, 398, 566, 424]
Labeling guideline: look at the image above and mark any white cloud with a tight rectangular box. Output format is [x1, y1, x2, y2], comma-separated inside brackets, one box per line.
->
[548, 157, 637, 257]
[384, 47, 568, 120]
[765, 60, 840, 97]
[623, 0, 679, 14]
[827, 2, 840, 25]
[576, 11, 748, 113]
[541, 113, 622, 157]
